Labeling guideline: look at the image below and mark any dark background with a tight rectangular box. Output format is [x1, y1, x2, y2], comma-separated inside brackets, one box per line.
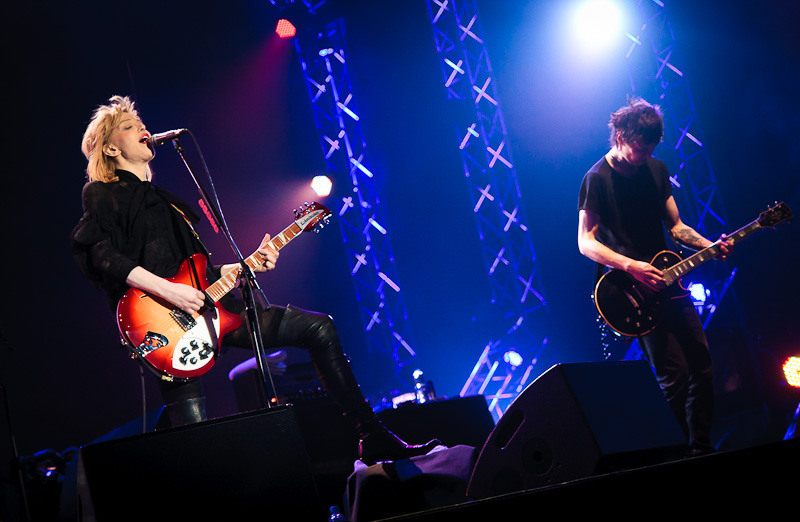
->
[2, 0, 799, 515]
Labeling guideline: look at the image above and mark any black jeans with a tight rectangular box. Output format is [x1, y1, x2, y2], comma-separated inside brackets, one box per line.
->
[638, 296, 715, 452]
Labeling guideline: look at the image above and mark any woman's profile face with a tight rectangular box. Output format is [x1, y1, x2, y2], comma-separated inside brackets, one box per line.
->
[105, 114, 154, 164]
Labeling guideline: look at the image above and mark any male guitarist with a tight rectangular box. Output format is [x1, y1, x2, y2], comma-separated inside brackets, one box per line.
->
[71, 95, 438, 464]
[577, 97, 732, 457]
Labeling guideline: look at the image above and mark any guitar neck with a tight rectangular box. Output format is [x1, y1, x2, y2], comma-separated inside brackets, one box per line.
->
[204, 222, 304, 303]
[663, 219, 761, 285]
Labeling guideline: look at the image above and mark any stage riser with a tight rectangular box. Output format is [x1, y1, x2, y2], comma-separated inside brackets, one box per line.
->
[391, 437, 800, 520]
[77, 407, 321, 521]
[71, 396, 496, 521]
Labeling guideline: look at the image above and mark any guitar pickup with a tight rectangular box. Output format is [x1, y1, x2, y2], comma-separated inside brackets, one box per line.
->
[623, 290, 641, 309]
[170, 309, 197, 331]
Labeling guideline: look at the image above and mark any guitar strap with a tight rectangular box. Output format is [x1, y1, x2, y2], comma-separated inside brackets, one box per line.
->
[170, 203, 211, 257]
[170, 203, 213, 292]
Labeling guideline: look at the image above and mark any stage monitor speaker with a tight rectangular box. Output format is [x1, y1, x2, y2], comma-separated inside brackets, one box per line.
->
[466, 360, 687, 499]
[77, 406, 320, 521]
[378, 395, 496, 450]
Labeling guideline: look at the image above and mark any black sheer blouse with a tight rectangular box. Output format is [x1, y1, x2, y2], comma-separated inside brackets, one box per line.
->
[71, 170, 210, 309]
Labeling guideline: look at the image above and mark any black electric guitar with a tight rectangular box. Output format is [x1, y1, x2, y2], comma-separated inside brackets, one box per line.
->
[594, 202, 792, 337]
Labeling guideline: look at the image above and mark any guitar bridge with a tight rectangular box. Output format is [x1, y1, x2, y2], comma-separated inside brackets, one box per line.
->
[170, 309, 197, 331]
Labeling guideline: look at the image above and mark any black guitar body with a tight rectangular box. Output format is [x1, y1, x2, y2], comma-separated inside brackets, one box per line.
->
[592, 202, 792, 339]
[594, 251, 688, 337]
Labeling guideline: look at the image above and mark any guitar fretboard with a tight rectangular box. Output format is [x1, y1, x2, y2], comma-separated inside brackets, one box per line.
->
[663, 221, 760, 286]
[204, 222, 304, 302]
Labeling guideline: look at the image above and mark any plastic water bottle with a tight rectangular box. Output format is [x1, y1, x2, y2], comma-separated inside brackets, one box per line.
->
[413, 369, 435, 403]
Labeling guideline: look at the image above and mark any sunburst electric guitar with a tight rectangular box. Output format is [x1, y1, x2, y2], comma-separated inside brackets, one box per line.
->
[593, 202, 792, 338]
[116, 202, 331, 381]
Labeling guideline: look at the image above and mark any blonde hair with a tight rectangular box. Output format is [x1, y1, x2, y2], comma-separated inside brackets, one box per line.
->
[81, 95, 150, 182]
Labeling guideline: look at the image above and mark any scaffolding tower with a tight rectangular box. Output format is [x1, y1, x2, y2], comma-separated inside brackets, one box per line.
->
[273, 1, 419, 389]
[426, 0, 550, 419]
[621, 0, 736, 359]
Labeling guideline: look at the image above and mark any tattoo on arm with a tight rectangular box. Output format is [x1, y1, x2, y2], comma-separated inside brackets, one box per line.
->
[671, 226, 709, 250]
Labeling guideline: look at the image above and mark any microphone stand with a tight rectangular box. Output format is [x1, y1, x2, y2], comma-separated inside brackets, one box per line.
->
[170, 136, 277, 409]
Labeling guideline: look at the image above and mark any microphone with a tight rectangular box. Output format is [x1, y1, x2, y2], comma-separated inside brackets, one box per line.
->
[148, 129, 188, 146]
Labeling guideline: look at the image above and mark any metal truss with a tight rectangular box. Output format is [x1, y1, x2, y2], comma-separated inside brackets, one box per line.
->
[622, 0, 736, 357]
[625, 0, 729, 238]
[427, 0, 549, 419]
[273, 2, 418, 383]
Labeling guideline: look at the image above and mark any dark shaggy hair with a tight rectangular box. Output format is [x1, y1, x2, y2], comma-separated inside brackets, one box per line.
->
[608, 96, 664, 147]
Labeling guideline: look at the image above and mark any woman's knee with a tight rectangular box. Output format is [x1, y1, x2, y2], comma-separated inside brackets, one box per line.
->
[281, 305, 338, 348]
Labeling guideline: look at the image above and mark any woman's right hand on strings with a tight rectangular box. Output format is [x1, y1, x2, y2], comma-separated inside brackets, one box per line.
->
[126, 266, 206, 315]
[161, 281, 207, 314]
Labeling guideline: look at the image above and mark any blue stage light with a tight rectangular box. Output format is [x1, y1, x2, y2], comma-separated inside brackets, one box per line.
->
[688, 282, 708, 303]
[503, 351, 523, 368]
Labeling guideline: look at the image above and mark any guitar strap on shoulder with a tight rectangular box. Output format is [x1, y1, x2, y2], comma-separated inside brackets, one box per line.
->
[171, 204, 211, 257]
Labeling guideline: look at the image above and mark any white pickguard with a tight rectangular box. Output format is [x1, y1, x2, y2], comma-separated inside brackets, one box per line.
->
[171, 307, 222, 373]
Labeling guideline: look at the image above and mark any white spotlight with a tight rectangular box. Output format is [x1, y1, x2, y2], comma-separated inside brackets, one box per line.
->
[571, 0, 624, 53]
[310, 175, 332, 197]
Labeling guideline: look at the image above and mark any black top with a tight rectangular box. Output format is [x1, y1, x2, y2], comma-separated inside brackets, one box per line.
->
[578, 156, 672, 263]
[71, 170, 209, 309]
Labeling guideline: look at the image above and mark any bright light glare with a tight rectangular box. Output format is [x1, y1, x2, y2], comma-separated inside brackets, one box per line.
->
[310, 175, 332, 197]
[783, 357, 800, 388]
[275, 19, 296, 39]
[503, 351, 524, 368]
[571, 0, 624, 53]
[688, 283, 708, 303]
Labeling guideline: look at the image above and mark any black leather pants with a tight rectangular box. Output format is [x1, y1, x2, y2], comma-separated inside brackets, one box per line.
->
[157, 304, 375, 430]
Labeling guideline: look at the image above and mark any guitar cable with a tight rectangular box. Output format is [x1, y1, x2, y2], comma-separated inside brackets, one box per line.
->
[140, 364, 147, 434]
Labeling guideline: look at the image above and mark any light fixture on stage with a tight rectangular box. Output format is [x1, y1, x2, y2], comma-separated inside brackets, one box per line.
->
[275, 19, 296, 39]
[310, 175, 332, 197]
[783, 357, 800, 388]
[688, 282, 709, 304]
[570, 0, 625, 54]
[503, 350, 523, 368]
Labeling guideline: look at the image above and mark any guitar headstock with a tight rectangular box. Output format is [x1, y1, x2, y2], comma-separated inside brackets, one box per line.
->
[758, 202, 793, 228]
[293, 202, 332, 232]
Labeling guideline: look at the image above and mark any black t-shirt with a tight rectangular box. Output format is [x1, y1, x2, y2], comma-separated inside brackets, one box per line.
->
[578, 156, 672, 263]
[70, 170, 210, 309]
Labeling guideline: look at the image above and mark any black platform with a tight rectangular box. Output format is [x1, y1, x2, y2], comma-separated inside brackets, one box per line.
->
[76, 406, 321, 521]
[65, 396, 496, 521]
[382, 437, 800, 520]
